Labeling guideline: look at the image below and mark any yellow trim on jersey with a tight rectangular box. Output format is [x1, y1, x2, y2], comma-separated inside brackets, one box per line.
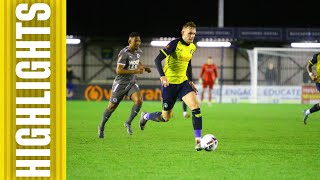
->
[316, 55, 320, 77]
[163, 41, 196, 84]
[161, 49, 168, 57]
[309, 60, 313, 65]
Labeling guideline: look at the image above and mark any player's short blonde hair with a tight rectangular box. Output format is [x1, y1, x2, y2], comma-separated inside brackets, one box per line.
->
[182, 21, 196, 29]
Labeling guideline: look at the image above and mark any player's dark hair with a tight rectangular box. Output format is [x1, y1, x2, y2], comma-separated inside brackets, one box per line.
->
[183, 21, 196, 29]
[129, 32, 140, 38]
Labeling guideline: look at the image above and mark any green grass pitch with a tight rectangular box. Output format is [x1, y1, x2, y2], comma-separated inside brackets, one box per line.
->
[67, 101, 320, 179]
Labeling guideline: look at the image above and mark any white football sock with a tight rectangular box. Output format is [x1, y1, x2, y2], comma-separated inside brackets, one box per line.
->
[183, 111, 188, 116]
[305, 109, 311, 115]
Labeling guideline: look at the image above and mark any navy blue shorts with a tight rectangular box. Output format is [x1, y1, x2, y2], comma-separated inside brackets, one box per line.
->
[161, 80, 194, 111]
[316, 82, 320, 91]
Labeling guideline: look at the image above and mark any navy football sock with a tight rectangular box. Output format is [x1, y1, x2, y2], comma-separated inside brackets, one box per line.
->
[310, 103, 320, 114]
[146, 112, 166, 122]
[192, 108, 202, 138]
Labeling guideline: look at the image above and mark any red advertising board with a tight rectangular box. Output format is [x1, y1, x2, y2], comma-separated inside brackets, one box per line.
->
[301, 85, 320, 104]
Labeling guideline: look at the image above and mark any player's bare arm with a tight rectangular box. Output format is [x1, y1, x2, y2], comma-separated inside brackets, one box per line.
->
[116, 64, 144, 75]
[139, 62, 151, 73]
[307, 63, 318, 82]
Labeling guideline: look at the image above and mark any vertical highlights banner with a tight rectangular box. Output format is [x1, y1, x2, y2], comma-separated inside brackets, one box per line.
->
[1, 0, 66, 179]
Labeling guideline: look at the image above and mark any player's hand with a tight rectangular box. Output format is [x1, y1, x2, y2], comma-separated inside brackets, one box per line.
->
[160, 76, 169, 87]
[198, 78, 202, 84]
[310, 74, 318, 82]
[189, 81, 198, 94]
[215, 78, 219, 84]
[144, 67, 151, 73]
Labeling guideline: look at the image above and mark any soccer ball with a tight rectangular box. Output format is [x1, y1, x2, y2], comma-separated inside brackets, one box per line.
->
[201, 134, 218, 151]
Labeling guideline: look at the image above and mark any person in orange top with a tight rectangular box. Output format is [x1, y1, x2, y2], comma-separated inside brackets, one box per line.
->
[199, 56, 218, 105]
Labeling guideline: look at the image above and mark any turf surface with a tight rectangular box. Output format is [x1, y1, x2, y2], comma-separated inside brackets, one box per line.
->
[67, 101, 320, 179]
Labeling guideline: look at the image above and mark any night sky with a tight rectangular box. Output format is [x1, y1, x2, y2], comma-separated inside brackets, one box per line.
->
[67, 0, 320, 39]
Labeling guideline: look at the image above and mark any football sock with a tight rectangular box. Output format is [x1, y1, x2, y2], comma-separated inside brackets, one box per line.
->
[99, 108, 112, 131]
[125, 104, 141, 125]
[192, 108, 202, 139]
[183, 102, 187, 112]
[194, 130, 202, 139]
[305, 109, 310, 115]
[145, 112, 166, 122]
[310, 103, 320, 114]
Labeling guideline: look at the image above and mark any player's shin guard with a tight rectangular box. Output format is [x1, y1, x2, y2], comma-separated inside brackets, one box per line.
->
[310, 103, 320, 114]
[192, 108, 202, 139]
[99, 109, 112, 131]
[145, 112, 166, 122]
[125, 104, 141, 125]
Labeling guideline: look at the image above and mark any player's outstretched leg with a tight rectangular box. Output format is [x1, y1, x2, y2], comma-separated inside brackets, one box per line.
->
[139, 112, 147, 130]
[139, 111, 167, 130]
[303, 103, 320, 125]
[302, 110, 309, 125]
